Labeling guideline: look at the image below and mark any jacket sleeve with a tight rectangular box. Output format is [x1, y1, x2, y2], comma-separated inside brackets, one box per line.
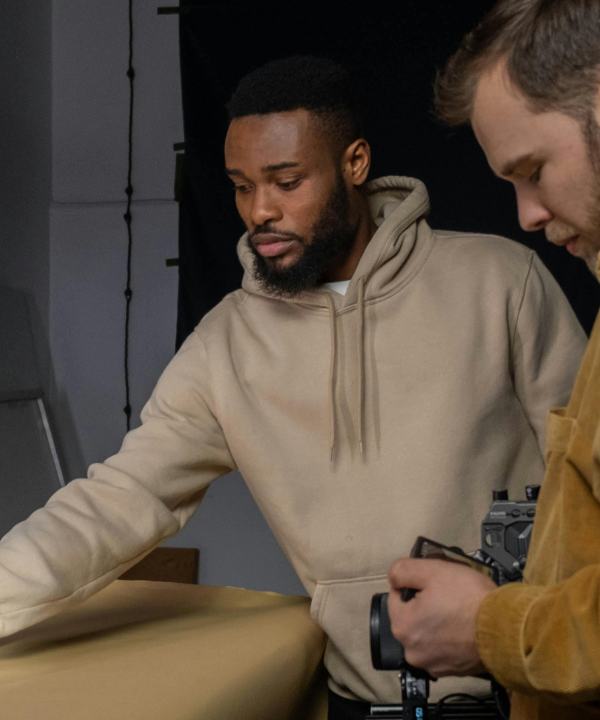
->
[511, 253, 587, 454]
[476, 564, 600, 703]
[0, 330, 234, 639]
[475, 403, 600, 703]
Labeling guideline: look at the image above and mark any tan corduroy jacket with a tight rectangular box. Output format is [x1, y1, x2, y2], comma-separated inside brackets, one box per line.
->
[477, 258, 600, 719]
[0, 177, 587, 704]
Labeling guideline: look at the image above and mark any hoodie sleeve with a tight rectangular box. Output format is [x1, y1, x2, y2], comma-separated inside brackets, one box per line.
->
[0, 330, 234, 639]
[510, 253, 586, 454]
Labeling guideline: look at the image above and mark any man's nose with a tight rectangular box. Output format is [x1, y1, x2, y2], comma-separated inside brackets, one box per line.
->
[515, 186, 553, 232]
[250, 187, 282, 227]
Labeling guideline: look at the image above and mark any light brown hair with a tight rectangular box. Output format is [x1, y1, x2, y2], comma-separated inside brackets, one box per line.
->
[434, 0, 600, 137]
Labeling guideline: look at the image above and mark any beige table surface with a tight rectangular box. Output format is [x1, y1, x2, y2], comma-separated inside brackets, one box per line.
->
[0, 580, 328, 720]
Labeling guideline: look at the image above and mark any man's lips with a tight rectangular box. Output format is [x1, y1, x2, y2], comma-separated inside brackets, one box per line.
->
[552, 234, 580, 255]
[252, 234, 298, 258]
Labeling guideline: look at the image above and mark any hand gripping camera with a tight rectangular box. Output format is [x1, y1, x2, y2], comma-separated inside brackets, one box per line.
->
[368, 485, 540, 720]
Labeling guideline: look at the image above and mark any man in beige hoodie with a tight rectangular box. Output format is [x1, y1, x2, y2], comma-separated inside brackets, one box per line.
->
[387, 2, 600, 719]
[0, 56, 587, 715]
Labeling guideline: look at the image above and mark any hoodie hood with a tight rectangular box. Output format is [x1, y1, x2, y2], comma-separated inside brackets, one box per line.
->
[237, 176, 433, 309]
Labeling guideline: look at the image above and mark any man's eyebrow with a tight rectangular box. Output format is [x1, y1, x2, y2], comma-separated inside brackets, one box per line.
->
[225, 162, 300, 177]
[261, 161, 300, 172]
[499, 153, 535, 178]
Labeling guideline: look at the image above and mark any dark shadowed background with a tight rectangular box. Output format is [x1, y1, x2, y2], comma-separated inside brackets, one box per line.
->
[177, 0, 600, 346]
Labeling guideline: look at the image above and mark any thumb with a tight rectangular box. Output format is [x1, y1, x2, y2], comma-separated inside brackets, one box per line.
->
[387, 557, 444, 592]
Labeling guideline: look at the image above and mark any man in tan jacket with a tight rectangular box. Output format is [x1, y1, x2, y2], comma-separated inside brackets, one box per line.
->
[387, 2, 600, 718]
[0, 56, 587, 714]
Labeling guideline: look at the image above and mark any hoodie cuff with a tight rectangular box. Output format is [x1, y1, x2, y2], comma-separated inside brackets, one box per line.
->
[475, 582, 545, 693]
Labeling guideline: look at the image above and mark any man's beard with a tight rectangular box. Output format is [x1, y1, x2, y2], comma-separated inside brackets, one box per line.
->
[577, 120, 600, 276]
[546, 126, 600, 277]
[247, 173, 357, 298]
[545, 187, 600, 276]
[583, 158, 600, 276]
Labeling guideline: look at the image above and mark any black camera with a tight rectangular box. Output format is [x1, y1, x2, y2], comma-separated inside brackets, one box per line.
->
[368, 485, 540, 719]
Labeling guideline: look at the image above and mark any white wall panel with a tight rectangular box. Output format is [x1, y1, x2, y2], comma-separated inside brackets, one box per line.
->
[52, 0, 183, 203]
[49, 201, 179, 467]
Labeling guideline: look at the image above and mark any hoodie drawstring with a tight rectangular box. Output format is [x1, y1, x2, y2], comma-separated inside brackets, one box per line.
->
[325, 293, 337, 461]
[357, 278, 365, 455]
[325, 280, 366, 461]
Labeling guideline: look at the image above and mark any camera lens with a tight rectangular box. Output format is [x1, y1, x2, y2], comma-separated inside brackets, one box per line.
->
[370, 593, 406, 670]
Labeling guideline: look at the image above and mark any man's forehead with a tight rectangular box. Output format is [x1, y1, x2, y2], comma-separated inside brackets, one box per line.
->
[471, 64, 539, 176]
[224, 110, 323, 168]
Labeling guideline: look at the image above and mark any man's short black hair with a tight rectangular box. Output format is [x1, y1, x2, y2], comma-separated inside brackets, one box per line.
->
[227, 56, 365, 158]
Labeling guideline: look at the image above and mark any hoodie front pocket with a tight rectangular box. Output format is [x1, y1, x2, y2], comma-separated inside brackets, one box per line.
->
[310, 574, 398, 703]
[310, 574, 494, 704]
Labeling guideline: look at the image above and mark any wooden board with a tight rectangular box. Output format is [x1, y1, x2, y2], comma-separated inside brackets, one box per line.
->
[119, 546, 199, 584]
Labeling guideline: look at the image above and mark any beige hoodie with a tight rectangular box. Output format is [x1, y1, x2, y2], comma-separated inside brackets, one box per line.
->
[0, 176, 586, 703]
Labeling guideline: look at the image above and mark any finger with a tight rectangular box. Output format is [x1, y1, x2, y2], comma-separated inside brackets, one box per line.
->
[386, 588, 414, 640]
[386, 587, 406, 618]
[387, 587, 417, 624]
[387, 557, 447, 590]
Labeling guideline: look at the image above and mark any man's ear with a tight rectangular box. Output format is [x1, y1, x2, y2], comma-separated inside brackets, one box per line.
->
[342, 138, 371, 187]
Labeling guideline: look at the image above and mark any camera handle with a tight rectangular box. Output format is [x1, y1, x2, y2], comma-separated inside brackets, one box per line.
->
[366, 669, 429, 719]
[366, 684, 504, 719]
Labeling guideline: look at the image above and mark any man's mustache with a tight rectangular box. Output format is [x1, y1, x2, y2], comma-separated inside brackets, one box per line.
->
[545, 221, 579, 244]
[249, 225, 303, 243]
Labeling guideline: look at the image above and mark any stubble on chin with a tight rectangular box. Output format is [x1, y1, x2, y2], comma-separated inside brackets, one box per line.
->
[584, 248, 600, 277]
[546, 224, 600, 277]
[545, 200, 600, 279]
[586, 166, 600, 278]
[580, 237, 600, 281]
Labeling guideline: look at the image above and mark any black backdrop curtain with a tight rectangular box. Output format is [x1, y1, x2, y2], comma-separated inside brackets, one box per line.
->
[176, 1, 600, 348]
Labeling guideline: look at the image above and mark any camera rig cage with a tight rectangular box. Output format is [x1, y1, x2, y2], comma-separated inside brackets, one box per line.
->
[368, 485, 540, 720]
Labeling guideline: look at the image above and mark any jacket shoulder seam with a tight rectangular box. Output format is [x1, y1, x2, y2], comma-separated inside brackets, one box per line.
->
[511, 252, 536, 349]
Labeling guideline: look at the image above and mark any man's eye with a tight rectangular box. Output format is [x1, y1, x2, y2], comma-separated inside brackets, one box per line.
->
[234, 185, 250, 194]
[278, 179, 301, 191]
[529, 167, 542, 183]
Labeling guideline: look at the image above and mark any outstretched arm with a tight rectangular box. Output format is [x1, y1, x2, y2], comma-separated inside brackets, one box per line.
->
[0, 330, 234, 639]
